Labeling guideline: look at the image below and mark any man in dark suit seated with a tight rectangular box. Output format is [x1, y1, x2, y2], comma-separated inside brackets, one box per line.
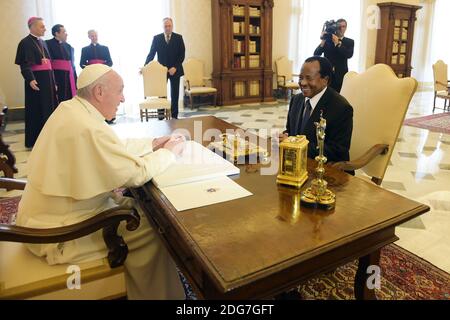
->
[314, 19, 354, 93]
[144, 17, 185, 120]
[279, 56, 353, 165]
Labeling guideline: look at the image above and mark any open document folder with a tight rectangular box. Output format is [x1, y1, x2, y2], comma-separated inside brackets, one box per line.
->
[152, 141, 253, 211]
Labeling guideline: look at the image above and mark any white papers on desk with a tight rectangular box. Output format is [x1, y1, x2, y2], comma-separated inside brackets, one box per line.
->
[152, 141, 252, 211]
[152, 141, 240, 188]
[160, 176, 252, 211]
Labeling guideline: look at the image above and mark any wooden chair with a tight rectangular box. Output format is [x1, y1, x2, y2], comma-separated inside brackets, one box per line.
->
[0, 176, 140, 299]
[333, 64, 418, 185]
[275, 57, 300, 101]
[432, 60, 450, 112]
[139, 61, 171, 121]
[0, 99, 141, 299]
[183, 58, 217, 109]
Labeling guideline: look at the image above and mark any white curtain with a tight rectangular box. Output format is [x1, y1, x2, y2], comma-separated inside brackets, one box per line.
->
[45, 0, 170, 115]
[411, 0, 435, 84]
[289, 0, 361, 73]
[415, 0, 450, 84]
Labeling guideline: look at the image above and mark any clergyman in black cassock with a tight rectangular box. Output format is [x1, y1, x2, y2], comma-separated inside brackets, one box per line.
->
[145, 18, 185, 119]
[80, 30, 113, 68]
[15, 17, 58, 148]
[46, 24, 78, 102]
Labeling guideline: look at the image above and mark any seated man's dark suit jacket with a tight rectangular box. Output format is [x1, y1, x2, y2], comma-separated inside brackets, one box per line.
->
[284, 87, 353, 163]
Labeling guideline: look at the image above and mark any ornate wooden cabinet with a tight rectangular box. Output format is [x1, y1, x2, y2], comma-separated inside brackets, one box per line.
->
[375, 2, 422, 78]
[212, 0, 275, 105]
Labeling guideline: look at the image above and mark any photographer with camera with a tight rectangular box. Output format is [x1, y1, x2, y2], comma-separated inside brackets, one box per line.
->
[314, 19, 354, 93]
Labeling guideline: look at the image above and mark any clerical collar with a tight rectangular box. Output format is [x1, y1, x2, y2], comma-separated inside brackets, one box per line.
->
[54, 37, 63, 44]
[91, 43, 98, 47]
[30, 33, 40, 40]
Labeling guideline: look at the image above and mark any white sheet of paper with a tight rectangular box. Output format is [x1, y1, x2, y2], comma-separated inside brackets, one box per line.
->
[152, 141, 240, 188]
[160, 176, 253, 211]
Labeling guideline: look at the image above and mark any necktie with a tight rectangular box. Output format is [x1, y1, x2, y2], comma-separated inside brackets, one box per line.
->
[300, 99, 312, 133]
[166, 34, 170, 44]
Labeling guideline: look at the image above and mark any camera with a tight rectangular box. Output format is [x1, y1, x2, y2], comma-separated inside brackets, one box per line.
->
[321, 20, 338, 43]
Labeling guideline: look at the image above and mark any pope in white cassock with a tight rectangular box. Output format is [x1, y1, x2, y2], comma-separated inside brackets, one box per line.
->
[16, 64, 186, 299]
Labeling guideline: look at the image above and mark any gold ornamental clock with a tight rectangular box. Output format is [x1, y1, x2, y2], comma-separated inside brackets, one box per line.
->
[277, 135, 309, 188]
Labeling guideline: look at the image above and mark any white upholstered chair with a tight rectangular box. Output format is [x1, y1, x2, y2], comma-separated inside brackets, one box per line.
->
[183, 58, 217, 109]
[432, 60, 450, 112]
[335, 64, 418, 185]
[0, 176, 138, 299]
[139, 61, 171, 121]
[0, 242, 126, 299]
[275, 56, 300, 100]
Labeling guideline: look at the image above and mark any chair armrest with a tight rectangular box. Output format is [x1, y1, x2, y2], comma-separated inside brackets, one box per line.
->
[292, 73, 300, 77]
[203, 77, 213, 86]
[332, 144, 389, 171]
[436, 80, 449, 87]
[0, 205, 140, 268]
[0, 178, 26, 191]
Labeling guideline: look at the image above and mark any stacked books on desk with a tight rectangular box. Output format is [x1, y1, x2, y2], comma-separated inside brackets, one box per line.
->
[152, 141, 252, 211]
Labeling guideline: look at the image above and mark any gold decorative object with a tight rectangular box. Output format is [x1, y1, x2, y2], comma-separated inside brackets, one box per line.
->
[209, 133, 267, 164]
[301, 112, 336, 210]
[276, 135, 308, 188]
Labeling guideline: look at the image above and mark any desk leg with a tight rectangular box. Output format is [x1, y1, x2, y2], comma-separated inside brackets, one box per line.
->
[354, 249, 381, 300]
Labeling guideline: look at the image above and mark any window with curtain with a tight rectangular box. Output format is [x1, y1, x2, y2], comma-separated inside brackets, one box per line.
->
[426, 0, 450, 82]
[51, 0, 170, 115]
[289, 0, 361, 74]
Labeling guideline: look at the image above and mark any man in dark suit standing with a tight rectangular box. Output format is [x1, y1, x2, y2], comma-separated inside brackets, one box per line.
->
[144, 17, 185, 119]
[279, 56, 353, 164]
[314, 19, 354, 93]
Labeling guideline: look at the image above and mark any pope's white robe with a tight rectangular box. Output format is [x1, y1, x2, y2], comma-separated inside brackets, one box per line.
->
[16, 96, 185, 299]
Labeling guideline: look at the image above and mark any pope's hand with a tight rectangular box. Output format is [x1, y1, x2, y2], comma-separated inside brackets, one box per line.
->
[163, 135, 186, 156]
[152, 136, 171, 151]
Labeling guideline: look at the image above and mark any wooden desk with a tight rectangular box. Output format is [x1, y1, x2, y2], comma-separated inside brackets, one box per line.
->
[123, 116, 430, 300]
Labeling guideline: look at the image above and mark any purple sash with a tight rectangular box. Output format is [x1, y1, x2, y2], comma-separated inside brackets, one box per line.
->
[52, 59, 77, 97]
[88, 59, 106, 65]
[31, 59, 52, 71]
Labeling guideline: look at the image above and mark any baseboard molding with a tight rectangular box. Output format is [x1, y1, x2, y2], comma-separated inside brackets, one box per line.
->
[5, 106, 25, 122]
